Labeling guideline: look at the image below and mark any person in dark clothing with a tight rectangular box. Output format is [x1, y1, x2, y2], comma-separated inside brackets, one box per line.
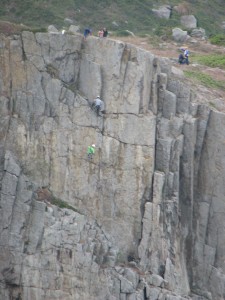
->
[103, 28, 108, 37]
[178, 46, 189, 65]
[83, 28, 92, 39]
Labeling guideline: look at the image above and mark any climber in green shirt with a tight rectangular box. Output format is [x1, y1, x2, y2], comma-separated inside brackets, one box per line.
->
[87, 144, 96, 160]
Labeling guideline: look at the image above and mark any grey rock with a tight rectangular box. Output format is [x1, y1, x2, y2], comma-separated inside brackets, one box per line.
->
[190, 28, 206, 38]
[127, 293, 137, 300]
[221, 21, 225, 30]
[112, 21, 119, 27]
[68, 25, 80, 34]
[152, 5, 172, 19]
[64, 18, 74, 25]
[146, 286, 160, 300]
[48, 25, 59, 33]
[180, 15, 197, 29]
[172, 28, 188, 42]
[163, 90, 177, 119]
[120, 277, 135, 293]
[125, 30, 135, 37]
[149, 274, 165, 287]
[171, 66, 184, 78]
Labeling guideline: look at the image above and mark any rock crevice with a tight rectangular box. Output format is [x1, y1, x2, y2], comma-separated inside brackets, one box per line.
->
[0, 32, 224, 300]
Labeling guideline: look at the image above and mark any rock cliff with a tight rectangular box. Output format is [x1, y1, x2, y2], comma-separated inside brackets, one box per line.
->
[0, 31, 225, 300]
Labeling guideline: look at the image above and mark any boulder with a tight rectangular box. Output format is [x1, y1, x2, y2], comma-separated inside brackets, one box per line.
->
[125, 30, 135, 37]
[147, 274, 164, 287]
[190, 28, 206, 38]
[221, 21, 225, 30]
[64, 18, 74, 25]
[172, 28, 188, 42]
[152, 5, 171, 19]
[146, 287, 160, 300]
[112, 21, 119, 27]
[180, 15, 197, 29]
[68, 25, 80, 34]
[47, 25, 58, 33]
[171, 66, 184, 78]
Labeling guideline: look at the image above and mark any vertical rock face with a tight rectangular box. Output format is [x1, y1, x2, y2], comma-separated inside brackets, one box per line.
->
[0, 32, 224, 300]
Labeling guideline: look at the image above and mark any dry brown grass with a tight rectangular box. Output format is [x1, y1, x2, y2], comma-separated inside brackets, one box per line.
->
[0, 21, 28, 35]
[173, 2, 192, 15]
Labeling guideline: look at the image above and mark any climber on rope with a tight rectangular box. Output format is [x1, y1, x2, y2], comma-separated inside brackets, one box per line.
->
[92, 96, 104, 116]
[87, 144, 96, 160]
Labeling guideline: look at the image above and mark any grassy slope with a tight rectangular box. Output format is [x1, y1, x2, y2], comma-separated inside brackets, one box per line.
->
[0, 0, 224, 36]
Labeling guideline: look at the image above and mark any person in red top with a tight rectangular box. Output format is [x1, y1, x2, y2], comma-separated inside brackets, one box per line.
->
[98, 29, 104, 37]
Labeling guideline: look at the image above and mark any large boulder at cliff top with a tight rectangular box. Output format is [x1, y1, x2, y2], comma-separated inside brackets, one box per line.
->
[172, 27, 188, 42]
[180, 15, 197, 29]
[68, 25, 80, 34]
[47, 25, 59, 33]
[190, 28, 206, 38]
[152, 5, 171, 19]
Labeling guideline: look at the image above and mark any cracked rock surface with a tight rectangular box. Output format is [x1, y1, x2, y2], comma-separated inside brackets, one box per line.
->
[0, 31, 225, 300]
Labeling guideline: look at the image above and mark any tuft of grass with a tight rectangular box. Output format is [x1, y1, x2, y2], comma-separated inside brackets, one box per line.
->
[184, 70, 225, 91]
[191, 54, 225, 69]
[114, 30, 133, 37]
[36, 187, 80, 213]
[29, 27, 47, 34]
[209, 101, 217, 109]
[209, 34, 225, 46]
[51, 196, 79, 213]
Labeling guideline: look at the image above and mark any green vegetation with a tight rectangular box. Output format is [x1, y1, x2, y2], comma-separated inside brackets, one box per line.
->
[184, 70, 225, 91]
[0, 0, 224, 37]
[191, 54, 225, 70]
[51, 196, 80, 213]
[209, 34, 225, 46]
[209, 101, 217, 109]
[115, 30, 133, 37]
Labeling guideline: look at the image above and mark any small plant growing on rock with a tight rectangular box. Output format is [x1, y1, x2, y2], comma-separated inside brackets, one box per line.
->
[36, 187, 79, 213]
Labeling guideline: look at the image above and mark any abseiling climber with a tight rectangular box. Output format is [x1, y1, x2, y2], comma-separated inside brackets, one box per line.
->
[92, 96, 104, 116]
[87, 144, 96, 160]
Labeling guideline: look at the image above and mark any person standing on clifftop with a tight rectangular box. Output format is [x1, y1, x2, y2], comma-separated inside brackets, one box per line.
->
[98, 29, 104, 37]
[83, 28, 92, 40]
[103, 28, 108, 37]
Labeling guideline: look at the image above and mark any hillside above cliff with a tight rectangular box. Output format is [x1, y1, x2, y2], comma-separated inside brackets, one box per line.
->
[0, 0, 225, 36]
